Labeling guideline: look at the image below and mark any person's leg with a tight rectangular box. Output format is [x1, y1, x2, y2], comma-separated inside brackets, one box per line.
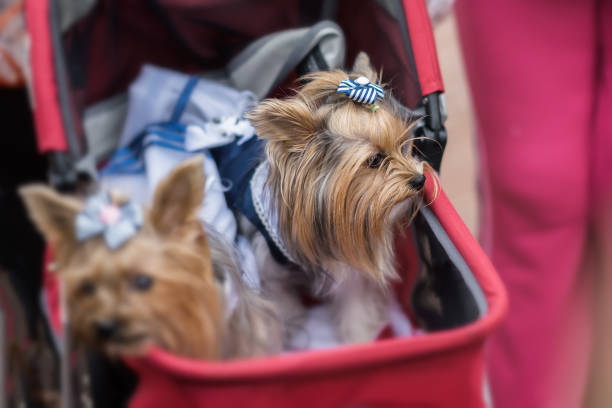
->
[455, 1, 596, 407]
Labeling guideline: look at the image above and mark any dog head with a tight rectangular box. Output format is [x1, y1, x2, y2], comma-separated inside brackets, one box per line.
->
[20, 157, 224, 359]
[247, 52, 425, 283]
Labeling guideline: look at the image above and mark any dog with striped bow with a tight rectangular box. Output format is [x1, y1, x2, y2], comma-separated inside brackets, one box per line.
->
[20, 157, 281, 359]
[243, 52, 427, 344]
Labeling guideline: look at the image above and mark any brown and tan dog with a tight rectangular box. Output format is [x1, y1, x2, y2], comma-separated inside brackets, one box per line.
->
[20, 156, 281, 360]
[246, 53, 426, 343]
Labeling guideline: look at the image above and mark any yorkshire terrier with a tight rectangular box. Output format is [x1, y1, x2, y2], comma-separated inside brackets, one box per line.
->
[245, 52, 426, 343]
[20, 156, 281, 360]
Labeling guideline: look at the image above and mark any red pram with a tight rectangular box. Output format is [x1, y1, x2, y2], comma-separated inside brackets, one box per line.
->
[23, 0, 507, 406]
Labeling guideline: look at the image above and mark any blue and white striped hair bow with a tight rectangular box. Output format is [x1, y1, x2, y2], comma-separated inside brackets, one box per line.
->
[75, 192, 143, 250]
[336, 76, 384, 105]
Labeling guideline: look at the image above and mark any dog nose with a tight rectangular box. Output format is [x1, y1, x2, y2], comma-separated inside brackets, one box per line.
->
[95, 320, 119, 340]
[409, 174, 426, 190]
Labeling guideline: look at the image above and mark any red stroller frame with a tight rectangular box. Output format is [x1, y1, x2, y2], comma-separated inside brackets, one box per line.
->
[23, 0, 508, 406]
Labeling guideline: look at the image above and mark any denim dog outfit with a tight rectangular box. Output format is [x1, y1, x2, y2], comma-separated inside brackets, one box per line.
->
[210, 144, 296, 266]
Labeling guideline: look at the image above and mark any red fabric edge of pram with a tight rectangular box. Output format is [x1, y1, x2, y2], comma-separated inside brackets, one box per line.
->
[123, 170, 508, 381]
[24, 0, 67, 152]
[40, 169, 507, 380]
[402, 0, 445, 96]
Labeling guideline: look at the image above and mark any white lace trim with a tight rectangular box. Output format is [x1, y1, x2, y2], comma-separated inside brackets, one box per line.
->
[250, 162, 297, 264]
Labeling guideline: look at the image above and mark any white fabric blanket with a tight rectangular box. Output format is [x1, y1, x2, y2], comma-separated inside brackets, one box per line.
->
[99, 64, 260, 292]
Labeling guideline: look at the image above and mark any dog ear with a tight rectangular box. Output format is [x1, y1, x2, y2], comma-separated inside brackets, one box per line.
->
[19, 185, 82, 247]
[352, 51, 377, 81]
[246, 98, 318, 150]
[150, 155, 205, 235]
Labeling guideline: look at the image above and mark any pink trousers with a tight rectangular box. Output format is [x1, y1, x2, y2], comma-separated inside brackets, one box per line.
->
[455, 1, 612, 407]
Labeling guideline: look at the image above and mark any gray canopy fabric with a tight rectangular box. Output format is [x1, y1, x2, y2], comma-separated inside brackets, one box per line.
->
[76, 21, 345, 179]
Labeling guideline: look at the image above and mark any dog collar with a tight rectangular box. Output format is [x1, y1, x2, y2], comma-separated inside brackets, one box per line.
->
[250, 162, 299, 265]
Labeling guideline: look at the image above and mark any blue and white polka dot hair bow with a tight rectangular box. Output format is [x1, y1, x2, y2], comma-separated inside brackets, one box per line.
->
[336, 76, 384, 105]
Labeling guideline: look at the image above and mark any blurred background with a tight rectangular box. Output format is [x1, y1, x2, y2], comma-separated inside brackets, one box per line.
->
[435, 13, 477, 235]
[6, 0, 612, 406]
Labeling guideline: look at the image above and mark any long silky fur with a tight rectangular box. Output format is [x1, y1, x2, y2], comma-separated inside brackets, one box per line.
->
[205, 225, 282, 359]
[248, 70, 423, 287]
[19, 157, 282, 360]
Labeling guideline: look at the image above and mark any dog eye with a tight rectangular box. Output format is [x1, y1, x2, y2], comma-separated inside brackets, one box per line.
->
[366, 153, 386, 169]
[129, 274, 154, 291]
[77, 280, 96, 296]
